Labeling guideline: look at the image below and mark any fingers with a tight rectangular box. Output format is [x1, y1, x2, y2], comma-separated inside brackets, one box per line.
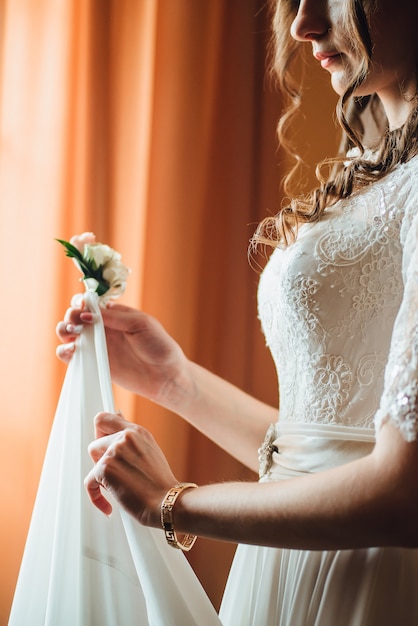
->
[70, 292, 85, 308]
[55, 314, 83, 363]
[84, 466, 113, 516]
[93, 411, 131, 438]
[56, 319, 82, 341]
[101, 303, 150, 333]
[87, 412, 133, 466]
[85, 413, 177, 522]
[56, 341, 76, 364]
[55, 294, 98, 362]
[56, 301, 83, 340]
[85, 413, 134, 516]
[84, 412, 128, 516]
[56, 313, 96, 339]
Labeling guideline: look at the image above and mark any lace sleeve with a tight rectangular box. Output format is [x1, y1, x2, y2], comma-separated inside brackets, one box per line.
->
[375, 198, 418, 442]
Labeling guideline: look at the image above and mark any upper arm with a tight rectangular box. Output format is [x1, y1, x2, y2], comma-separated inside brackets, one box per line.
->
[375, 196, 418, 442]
[372, 194, 418, 545]
[372, 421, 418, 546]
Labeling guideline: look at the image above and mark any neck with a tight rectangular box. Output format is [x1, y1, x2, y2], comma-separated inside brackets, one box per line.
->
[383, 99, 414, 130]
[378, 79, 416, 130]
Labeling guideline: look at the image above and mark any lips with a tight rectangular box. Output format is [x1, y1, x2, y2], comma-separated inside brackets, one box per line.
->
[314, 50, 342, 69]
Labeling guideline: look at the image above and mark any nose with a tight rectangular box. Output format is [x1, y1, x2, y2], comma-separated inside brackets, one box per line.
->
[290, 0, 330, 42]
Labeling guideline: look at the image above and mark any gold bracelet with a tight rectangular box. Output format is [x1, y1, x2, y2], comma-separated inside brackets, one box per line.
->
[160, 483, 198, 551]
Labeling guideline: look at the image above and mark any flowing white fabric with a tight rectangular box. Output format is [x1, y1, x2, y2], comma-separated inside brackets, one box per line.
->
[9, 291, 221, 626]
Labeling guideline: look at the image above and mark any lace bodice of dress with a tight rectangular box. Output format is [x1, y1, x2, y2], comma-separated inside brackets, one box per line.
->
[258, 156, 418, 440]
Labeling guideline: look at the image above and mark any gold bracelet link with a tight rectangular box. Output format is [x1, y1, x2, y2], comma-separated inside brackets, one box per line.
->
[160, 483, 198, 551]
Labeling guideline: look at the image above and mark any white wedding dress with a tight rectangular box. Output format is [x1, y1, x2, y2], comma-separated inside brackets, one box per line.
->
[220, 154, 418, 625]
[11, 154, 418, 626]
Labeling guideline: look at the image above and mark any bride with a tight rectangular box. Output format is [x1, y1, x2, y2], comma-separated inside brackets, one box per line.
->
[57, 1, 418, 624]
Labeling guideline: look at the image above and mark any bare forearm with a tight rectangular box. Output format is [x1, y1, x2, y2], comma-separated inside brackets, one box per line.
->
[173, 464, 415, 550]
[167, 427, 418, 551]
[167, 361, 277, 472]
[86, 417, 418, 551]
[93, 305, 276, 471]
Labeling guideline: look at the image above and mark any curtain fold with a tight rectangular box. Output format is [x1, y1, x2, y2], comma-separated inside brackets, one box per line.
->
[0, 1, 337, 621]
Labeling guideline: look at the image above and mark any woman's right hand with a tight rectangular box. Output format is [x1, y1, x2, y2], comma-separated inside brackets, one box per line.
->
[56, 298, 190, 408]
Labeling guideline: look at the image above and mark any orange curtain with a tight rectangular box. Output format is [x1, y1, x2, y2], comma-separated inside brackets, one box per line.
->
[0, 0, 337, 620]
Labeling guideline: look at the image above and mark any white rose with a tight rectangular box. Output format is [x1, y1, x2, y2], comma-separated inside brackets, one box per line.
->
[102, 257, 131, 299]
[84, 243, 118, 269]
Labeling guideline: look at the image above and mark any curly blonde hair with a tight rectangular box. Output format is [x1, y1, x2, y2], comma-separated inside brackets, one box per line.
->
[252, 0, 418, 250]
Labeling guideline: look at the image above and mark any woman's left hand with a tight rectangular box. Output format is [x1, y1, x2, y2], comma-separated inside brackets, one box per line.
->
[85, 412, 178, 527]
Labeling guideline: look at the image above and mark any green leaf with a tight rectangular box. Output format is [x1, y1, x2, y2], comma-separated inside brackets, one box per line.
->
[95, 280, 110, 296]
[56, 238, 110, 296]
[56, 239, 84, 263]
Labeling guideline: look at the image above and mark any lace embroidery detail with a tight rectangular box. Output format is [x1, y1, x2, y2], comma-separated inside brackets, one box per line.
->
[258, 156, 418, 438]
[308, 354, 353, 422]
[395, 382, 418, 440]
[376, 384, 418, 443]
[281, 274, 321, 333]
[357, 354, 385, 387]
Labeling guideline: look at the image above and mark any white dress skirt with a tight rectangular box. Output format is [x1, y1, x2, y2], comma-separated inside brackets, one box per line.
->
[219, 423, 418, 626]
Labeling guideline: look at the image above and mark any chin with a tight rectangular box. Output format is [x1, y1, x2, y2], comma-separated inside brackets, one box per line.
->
[330, 73, 346, 97]
[330, 73, 374, 100]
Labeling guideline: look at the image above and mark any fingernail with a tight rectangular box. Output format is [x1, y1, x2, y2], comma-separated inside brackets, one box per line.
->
[71, 294, 84, 308]
[66, 324, 83, 334]
[63, 342, 76, 354]
[80, 312, 96, 323]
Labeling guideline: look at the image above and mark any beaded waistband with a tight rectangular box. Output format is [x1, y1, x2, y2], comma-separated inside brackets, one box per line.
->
[258, 421, 375, 481]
